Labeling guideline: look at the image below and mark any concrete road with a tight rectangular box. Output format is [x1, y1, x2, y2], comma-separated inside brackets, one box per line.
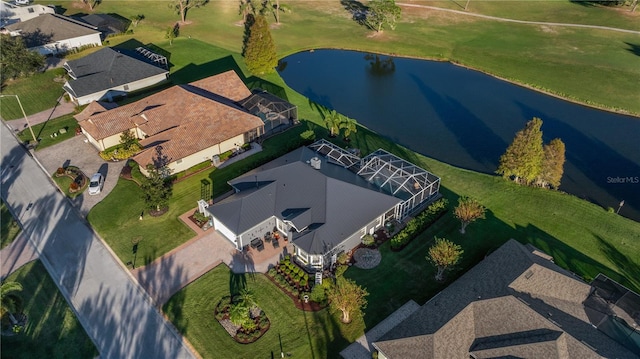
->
[0, 124, 196, 359]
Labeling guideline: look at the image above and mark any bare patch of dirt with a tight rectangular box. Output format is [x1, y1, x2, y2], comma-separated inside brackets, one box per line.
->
[539, 25, 557, 34]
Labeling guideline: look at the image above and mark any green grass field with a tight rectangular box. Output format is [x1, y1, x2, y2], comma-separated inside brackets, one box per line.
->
[164, 264, 363, 359]
[2, 0, 635, 118]
[1, 261, 98, 359]
[1, 200, 21, 249]
[17, 114, 79, 150]
[0, 70, 67, 120]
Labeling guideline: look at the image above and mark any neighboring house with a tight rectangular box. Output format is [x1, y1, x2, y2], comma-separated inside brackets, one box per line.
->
[76, 70, 265, 175]
[2, 13, 101, 55]
[0, 1, 54, 27]
[63, 47, 169, 105]
[371, 239, 640, 359]
[207, 140, 441, 270]
[79, 13, 126, 37]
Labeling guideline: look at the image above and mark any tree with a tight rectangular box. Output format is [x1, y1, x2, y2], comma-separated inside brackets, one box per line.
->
[426, 237, 463, 281]
[496, 117, 544, 185]
[120, 130, 137, 151]
[0, 34, 45, 86]
[536, 138, 565, 189]
[324, 110, 343, 137]
[453, 196, 485, 234]
[82, 0, 100, 11]
[141, 146, 173, 212]
[238, 289, 256, 309]
[261, 0, 290, 24]
[165, 23, 180, 46]
[366, 0, 401, 32]
[238, 0, 256, 23]
[131, 14, 145, 27]
[1, 281, 23, 325]
[169, 0, 208, 23]
[340, 116, 357, 140]
[327, 277, 368, 324]
[243, 15, 278, 74]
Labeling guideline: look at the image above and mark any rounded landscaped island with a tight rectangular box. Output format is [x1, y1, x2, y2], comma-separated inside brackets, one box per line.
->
[214, 293, 270, 344]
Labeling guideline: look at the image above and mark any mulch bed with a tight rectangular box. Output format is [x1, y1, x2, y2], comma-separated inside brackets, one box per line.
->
[265, 274, 325, 312]
[148, 207, 168, 217]
[187, 214, 207, 229]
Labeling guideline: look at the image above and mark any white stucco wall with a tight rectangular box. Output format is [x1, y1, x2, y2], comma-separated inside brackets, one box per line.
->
[32, 33, 101, 55]
[0, 4, 54, 23]
[73, 73, 169, 105]
[212, 217, 238, 249]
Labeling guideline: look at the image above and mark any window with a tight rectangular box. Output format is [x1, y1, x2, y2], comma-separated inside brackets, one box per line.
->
[176, 159, 182, 164]
[28, 8, 35, 13]
[123, 85, 129, 90]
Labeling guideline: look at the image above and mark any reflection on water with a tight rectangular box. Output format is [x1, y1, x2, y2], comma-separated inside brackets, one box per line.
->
[278, 49, 640, 222]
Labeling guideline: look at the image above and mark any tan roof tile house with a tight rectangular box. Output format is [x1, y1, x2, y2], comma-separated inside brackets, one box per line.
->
[76, 71, 264, 175]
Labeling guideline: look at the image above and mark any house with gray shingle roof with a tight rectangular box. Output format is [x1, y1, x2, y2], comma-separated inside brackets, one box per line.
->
[370, 239, 640, 359]
[77, 70, 265, 175]
[2, 13, 101, 55]
[62, 47, 169, 105]
[207, 142, 441, 270]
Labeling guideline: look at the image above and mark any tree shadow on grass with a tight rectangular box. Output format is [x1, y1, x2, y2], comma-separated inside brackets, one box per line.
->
[340, 0, 369, 27]
[623, 42, 640, 57]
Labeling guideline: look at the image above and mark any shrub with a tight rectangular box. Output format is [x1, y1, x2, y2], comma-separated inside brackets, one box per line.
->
[390, 198, 448, 250]
[361, 234, 375, 247]
[69, 181, 79, 190]
[300, 129, 316, 143]
[300, 277, 308, 287]
[309, 283, 327, 303]
[193, 211, 208, 223]
[100, 143, 142, 160]
[56, 167, 64, 175]
[337, 253, 350, 265]
[607, 207, 615, 213]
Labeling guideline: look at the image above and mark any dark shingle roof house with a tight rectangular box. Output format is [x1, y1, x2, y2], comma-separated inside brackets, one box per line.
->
[372, 239, 640, 359]
[62, 47, 169, 105]
[3, 13, 101, 55]
[208, 142, 441, 270]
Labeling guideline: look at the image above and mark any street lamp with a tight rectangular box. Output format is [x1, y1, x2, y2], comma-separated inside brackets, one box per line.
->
[0, 94, 38, 145]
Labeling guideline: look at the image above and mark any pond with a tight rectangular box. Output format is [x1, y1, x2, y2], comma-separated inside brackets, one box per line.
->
[278, 49, 640, 222]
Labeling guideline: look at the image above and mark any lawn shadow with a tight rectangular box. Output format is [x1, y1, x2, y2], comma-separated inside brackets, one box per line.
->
[340, 0, 369, 27]
[624, 42, 640, 57]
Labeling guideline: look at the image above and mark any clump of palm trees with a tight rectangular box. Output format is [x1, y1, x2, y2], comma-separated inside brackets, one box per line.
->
[324, 110, 358, 141]
[1, 280, 24, 333]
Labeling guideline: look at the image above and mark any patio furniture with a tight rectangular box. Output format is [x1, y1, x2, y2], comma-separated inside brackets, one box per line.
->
[272, 238, 279, 248]
[250, 238, 264, 250]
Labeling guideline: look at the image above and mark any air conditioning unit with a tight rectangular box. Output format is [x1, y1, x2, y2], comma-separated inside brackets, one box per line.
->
[310, 157, 321, 170]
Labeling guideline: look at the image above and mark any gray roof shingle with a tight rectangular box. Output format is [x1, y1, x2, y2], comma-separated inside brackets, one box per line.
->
[5, 13, 99, 48]
[373, 239, 639, 359]
[209, 148, 402, 255]
[64, 47, 168, 98]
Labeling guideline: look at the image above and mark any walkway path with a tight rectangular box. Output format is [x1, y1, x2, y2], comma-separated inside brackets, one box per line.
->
[398, 3, 640, 35]
[133, 208, 291, 306]
[0, 124, 196, 358]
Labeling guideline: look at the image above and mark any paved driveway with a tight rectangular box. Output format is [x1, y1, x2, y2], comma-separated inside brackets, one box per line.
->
[35, 135, 126, 217]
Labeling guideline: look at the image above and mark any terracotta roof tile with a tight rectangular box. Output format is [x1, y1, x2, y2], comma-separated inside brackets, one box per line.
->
[189, 70, 252, 101]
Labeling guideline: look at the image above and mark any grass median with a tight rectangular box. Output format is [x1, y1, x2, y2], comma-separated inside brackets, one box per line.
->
[1, 261, 98, 358]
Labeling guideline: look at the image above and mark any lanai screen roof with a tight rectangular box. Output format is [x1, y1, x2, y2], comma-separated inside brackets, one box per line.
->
[357, 149, 440, 201]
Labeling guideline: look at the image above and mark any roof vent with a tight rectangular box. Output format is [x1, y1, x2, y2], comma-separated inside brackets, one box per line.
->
[310, 157, 321, 170]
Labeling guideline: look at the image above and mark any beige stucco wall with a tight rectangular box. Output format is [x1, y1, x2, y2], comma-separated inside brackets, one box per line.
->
[81, 128, 103, 151]
[101, 133, 122, 151]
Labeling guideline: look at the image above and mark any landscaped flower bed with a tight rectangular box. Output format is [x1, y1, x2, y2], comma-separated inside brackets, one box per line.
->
[214, 295, 270, 344]
[266, 255, 326, 311]
[53, 166, 88, 197]
[390, 198, 449, 251]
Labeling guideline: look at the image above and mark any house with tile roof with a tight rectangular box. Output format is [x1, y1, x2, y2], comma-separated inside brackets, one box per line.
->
[2, 13, 101, 55]
[77, 70, 264, 176]
[62, 47, 169, 105]
[207, 140, 441, 270]
[370, 239, 640, 359]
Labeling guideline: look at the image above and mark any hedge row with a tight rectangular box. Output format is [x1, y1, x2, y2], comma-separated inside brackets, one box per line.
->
[390, 198, 448, 250]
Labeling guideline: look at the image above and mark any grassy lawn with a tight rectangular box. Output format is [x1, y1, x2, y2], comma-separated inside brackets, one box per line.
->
[1, 261, 98, 359]
[16, 0, 638, 115]
[164, 264, 362, 359]
[17, 114, 79, 151]
[0, 69, 67, 120]
[51, 174, 87, 199]
[1, 200, 21, 249]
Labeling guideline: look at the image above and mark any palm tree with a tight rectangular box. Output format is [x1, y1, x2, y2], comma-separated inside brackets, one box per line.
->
[238, 289, 256, 309]
[340, 116, 357, 141]
[238, 0, 255, 23]
[324, 110, 343, 137]
[229, 302, 251, 328]
[1, 281, 23, 325]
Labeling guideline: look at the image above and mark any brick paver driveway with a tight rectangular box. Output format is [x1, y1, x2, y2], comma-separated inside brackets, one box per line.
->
[34, 135, 126, 217]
